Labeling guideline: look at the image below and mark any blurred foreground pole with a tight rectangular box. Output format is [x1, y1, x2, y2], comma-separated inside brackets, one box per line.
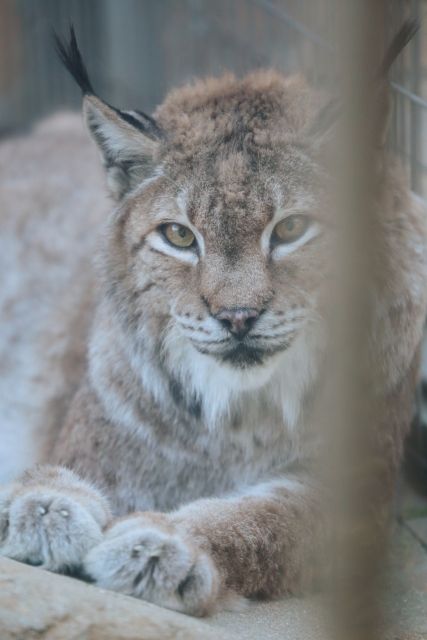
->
[326, 1, 389, 640]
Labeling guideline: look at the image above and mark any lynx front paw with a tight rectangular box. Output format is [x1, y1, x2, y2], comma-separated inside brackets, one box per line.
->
[84, 514, 219, 616]
[0, 467, 111, 573]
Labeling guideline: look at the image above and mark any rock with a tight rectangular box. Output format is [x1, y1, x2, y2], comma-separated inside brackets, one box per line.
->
[0, 557, 231, 640]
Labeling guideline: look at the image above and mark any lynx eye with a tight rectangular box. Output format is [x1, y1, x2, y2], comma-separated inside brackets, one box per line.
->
[272, 215, 310, 245]
[162, 223, 196, 249]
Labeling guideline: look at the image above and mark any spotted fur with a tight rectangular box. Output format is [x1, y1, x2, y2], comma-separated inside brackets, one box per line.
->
[0, 29, 426, 616]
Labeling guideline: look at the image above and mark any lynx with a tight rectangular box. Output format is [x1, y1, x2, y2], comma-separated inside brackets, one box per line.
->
[0, 25, 426, 616]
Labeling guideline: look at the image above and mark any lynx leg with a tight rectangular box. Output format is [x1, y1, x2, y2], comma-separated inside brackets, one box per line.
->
[84, 476, 318, 615]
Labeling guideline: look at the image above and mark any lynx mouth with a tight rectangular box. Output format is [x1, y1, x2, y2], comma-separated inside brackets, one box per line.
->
[190, 332, 294, 368]
[219, 343, 266, 367]
[215, 340, 291, 368]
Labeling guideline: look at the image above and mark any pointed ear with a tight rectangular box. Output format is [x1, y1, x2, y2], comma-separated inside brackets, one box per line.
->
[374, 18, 419, 147]
[55, 26, 163, 199]
[308, 19, 420, 149]
[83, 96, 162, 199]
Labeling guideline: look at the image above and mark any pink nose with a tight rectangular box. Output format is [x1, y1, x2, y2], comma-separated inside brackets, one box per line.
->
[215, 307, 260, 339]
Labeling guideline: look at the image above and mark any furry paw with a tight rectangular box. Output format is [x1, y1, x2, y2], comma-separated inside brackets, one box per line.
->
[84, 514, 219, 616]
[0, 466, 111, 573]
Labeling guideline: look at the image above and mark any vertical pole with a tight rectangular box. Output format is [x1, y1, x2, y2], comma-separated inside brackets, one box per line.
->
[326, 2, 389, 640]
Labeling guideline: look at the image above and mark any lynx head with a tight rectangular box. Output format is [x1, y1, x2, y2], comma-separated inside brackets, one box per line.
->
[57, 27, 329, 356]
[56, 25, 412, 412]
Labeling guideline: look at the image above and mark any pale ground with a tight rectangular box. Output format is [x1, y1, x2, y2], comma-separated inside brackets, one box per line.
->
[1, 480, 427, 640]
[207, 481, 427, 639]
[208, 526, 427, 640]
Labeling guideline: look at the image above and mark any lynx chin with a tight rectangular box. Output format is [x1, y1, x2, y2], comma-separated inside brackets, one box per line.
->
[0, 25, 426, 616]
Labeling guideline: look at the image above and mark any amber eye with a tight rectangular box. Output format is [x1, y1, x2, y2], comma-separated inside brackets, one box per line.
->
[162, 223, 196, 249]
[272, 215, 310, 245]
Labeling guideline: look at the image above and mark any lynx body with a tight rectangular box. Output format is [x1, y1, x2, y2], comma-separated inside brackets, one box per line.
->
[0, 30, 426, 616]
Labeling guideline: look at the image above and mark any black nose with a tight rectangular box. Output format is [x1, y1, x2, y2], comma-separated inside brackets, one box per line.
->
[215, 307, 260, 340]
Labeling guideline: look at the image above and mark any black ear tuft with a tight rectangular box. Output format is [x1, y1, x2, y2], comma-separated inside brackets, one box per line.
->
[378, 18, 420, 78]
[54, 26, 94, 95]
[309, 18, 420, 143]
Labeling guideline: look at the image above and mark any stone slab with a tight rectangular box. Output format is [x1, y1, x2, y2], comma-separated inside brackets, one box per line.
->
[0, 557, 232, 640]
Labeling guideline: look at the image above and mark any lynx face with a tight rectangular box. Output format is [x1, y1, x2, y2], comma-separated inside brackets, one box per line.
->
[121, 161, 324, 371]
[82, 72, 330, 382]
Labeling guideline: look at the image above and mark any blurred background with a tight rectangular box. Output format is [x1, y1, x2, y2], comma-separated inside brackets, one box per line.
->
[0, 0, 427, 485]
[0, 0, 426, 199]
